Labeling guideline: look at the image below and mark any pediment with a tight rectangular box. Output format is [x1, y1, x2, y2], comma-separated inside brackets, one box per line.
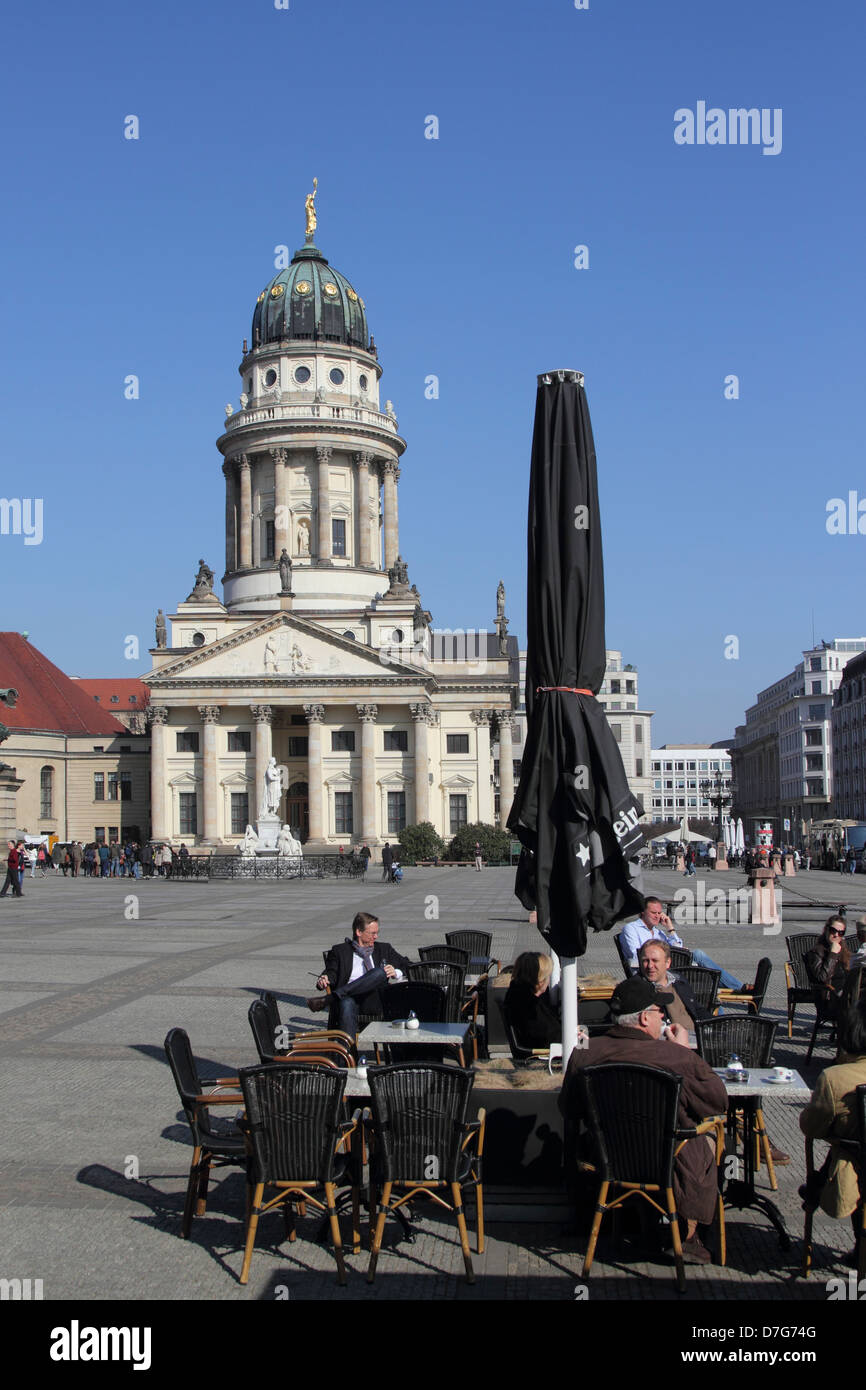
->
[148, 615, 420, 681]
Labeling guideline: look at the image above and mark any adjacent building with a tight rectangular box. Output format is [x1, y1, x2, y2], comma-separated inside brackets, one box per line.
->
[0, 634, 150, 843]
[648, 744, 732, 825]
[730, 637, 866, 844]
[831, 650, 866, 821]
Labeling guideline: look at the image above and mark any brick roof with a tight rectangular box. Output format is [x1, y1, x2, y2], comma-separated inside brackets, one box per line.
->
[0, 634, 128, 735]
[73, 678, 150, 712]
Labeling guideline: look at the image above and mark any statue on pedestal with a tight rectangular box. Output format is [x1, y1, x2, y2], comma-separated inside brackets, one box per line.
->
[263, 756, 283, 815]
[496, 579, 506, 620]
[155, 610, 167, 649]
[187, 559, 215, 602]
[277, 824, 303, 859]
[238, 824, 259, 857]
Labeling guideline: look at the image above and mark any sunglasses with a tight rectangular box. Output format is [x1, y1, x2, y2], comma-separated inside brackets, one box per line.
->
[828, 928, 845, 937]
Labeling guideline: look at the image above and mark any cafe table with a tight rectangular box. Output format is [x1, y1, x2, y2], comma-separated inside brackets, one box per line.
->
[357, 1019, 471, 1067]
[714, 1066, 811, 1248]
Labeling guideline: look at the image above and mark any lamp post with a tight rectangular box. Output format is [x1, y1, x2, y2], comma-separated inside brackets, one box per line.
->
[701, 769, 731, 870]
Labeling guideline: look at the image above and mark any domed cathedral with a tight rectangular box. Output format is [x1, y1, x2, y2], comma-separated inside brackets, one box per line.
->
[144, 185, 518, 850]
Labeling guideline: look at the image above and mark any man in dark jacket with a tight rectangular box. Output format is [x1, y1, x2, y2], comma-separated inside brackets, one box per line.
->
[308, 911, 412, 1036]
[559, 976, 727, 1264]
[381, 842, 393, 882]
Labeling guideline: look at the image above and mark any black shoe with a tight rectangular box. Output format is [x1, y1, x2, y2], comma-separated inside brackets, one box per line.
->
[307, 996, 329, 1013]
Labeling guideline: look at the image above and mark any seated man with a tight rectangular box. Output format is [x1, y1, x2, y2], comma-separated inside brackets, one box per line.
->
[559, 976, 728, 1264]
[638, 940, 710, 1029]
[618, 896, 743, 990]
[308, 911, 412, 1037]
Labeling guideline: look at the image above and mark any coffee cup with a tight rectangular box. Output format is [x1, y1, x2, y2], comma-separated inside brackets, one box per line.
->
[772, 1066, 792, 1082]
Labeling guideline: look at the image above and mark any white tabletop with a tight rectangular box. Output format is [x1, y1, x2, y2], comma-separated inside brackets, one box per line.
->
[358, 1021, 469, 1046]
[712, 1067, 812, 1099]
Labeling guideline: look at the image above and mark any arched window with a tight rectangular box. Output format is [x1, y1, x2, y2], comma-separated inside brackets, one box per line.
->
[40, 766, 54, 819]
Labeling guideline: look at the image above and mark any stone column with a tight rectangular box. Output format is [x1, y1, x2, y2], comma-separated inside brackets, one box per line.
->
[355, 451, 374, 568]
[357, 704, 378, 842]
[223, 460, 236, 574]
[238, 454, 252, 570]
[497, 710, 515, 828]
[471, 710, 493, 824]
[250, 705, 273, 821]
[410, 703, 431, 825]
[148, 706, 169, 841]
[382, 460, 400, 572]
[316, 445, 332, 565]
[271, 447, 289, 565]
[199, 705, 221, 843]
[305, 703, 325, 840]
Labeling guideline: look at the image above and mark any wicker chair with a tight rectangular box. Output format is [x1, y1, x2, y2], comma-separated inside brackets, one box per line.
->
[248, 998, 356, 1067]
[668, 947, 694, 972]
[238, 1062, 361, 1286]
[418, 944, 471, 970]
[674, 965, 721, 1016]
[575, 1062, 726, 1291]
[445, 929, 500, 974]
[408, 960, 475, 1062]
[695, 1015, 779, 1189]
[802, 1083, 866, 1280]
[614, 932, 632, 977]
[164, 1027, 247, 1239]
[380, 981, 450, 1063]
[718, 957, 772, 1014]
[365, 1063, 485, 1284]
[784, 956, 817, 1038]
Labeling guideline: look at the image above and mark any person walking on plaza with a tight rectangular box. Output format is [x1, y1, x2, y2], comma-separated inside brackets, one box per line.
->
[359, 844, 371, 878]
[0, 841, 23, 898]
[707, 843, 716, 870]
[381, 841, 393, 882]
[474, 840, 483, 871]
[71, 841, 82, 877]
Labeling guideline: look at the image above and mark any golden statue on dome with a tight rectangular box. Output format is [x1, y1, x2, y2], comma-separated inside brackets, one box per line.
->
[304, 177, 318, 239]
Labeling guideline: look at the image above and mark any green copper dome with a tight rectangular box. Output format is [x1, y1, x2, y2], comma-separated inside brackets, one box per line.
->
[252, 243, 370, 350]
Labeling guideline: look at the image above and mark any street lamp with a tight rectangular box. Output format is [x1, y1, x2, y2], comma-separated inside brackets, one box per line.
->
[700, 770, 731, 861]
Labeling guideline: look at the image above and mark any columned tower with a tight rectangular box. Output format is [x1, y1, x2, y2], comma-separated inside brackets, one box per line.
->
[216, 188, 406, 616]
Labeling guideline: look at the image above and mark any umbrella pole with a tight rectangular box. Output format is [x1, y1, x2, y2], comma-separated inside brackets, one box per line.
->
[561, 957, 579, 1067]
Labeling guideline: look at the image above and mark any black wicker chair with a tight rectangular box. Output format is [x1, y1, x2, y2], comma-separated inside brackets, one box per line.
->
[575, 1062, 726, 1291]
[668, 947, 694, 972]
[237, 1062, 361, 1286]
[248, 997, 356, 1067]
[380, 981, 449, 1063]
[614, 932, 632, 977]
[418, 944, 471, 970]
[802, 1083, 866, 1280]
[787, 933, 821, 968]
[718, 957, 772, 1014]
[784, 956, 817, 1038]
[164, 1027, 247, 1239]
[408, 960, 475, 1062]
[695, 1015, 780, 1189]
[445, 929, 499, 974]
[365, 1063, 485, 1284]
[674, 965, 721, 1016]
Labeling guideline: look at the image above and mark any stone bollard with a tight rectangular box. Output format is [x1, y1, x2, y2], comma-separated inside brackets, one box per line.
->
[714, 840, 728, 870]
[783, 853, 796, 877]
[748, 866, 779, 926]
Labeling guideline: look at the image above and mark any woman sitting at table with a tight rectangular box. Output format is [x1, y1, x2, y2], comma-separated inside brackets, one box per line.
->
[504, 952, 560, 1048]
[799, 999, 866, 1261]
[806, 916, 851, 1023]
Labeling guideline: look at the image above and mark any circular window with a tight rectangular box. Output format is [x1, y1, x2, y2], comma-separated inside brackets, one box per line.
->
[192, 632, 205, 648]
[329, 368, 344, 386]
[295, 280, 311, 295]
[359, 374, 368, 390]
[270, 284, 284, 299]
[392, 629, 404, 643]
[294, 365, 311, 384]
[264, 369, 277, 387]
[343, 630, 356, 642]
[323, 282, 339, 297]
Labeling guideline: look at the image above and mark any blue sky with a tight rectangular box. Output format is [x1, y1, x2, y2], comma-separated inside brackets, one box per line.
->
[1, 0, 863, 743]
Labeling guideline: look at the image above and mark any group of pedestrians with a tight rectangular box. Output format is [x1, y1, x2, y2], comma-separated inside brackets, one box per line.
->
[6, 839, 186, 883]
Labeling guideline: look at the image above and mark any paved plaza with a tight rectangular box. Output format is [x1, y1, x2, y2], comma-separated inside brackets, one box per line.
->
[1, 862, 863, 1303]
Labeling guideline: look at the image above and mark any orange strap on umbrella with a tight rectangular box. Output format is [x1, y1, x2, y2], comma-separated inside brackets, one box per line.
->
[535, 686, 594, 695]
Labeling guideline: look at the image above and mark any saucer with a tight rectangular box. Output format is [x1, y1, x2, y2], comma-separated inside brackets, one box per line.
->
[763, 1074, 792, 1084]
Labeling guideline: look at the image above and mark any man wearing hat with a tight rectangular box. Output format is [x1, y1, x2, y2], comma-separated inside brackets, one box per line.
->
[559, 976, 728, 1265]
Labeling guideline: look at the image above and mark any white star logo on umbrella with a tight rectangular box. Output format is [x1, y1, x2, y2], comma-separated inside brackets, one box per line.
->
[575, 842, 591, 869]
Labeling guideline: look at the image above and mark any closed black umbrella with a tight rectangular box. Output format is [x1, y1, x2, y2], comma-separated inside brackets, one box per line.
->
[508, 370, 644, 965]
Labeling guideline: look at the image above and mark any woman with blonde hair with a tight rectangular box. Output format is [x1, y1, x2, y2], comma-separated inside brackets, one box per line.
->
[504, 951, 560, 1047]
